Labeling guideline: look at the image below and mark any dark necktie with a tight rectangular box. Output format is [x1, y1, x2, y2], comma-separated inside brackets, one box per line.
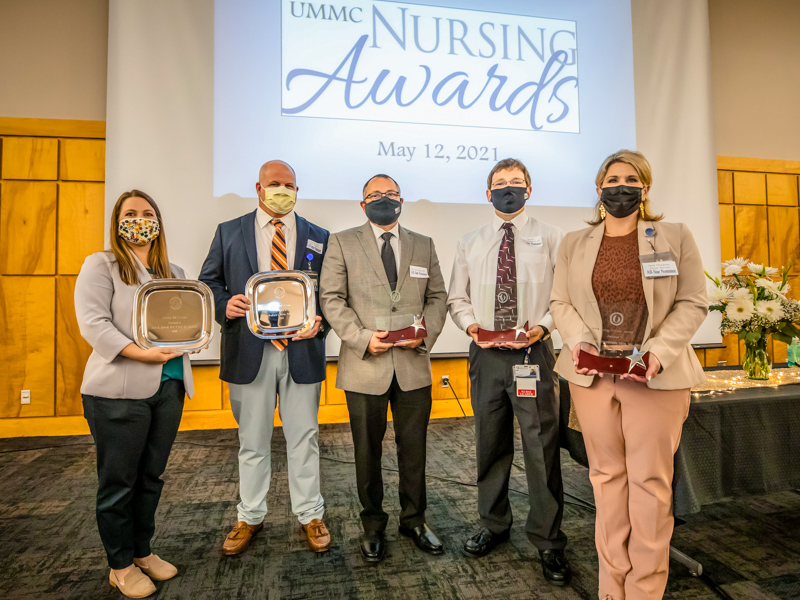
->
[381, 232, 397, 291]
[494, 222, 518, 330]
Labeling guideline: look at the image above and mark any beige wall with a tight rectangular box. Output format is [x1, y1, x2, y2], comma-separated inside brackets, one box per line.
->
[0, 0, 108, 120]
[709, 0, 800, 161]
[1, 0, 798, 158]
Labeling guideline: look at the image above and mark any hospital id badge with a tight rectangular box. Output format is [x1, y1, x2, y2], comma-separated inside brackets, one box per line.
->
[513, 364, 540, 380]
[639, 252, 678, 279]
[514, 364, 539, 398]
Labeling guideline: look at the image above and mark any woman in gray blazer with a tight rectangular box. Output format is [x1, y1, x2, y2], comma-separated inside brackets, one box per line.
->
[75, 190, 196, 599]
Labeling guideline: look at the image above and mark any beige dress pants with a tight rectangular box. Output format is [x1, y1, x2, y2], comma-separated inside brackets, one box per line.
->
[570, 376, 690, 600]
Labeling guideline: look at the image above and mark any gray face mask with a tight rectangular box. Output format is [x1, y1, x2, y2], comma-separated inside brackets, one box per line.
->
[364, 195, 401, 226]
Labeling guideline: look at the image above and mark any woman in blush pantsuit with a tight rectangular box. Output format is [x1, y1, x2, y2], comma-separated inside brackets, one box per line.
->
[550, 150, 707, 600]
[75, 190, 197, 598]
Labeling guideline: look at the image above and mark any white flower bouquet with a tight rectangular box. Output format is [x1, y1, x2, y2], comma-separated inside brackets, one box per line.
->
[706, 258, 800, 379]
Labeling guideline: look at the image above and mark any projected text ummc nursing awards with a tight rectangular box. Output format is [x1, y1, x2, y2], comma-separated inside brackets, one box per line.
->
[282, 1, 579, 132]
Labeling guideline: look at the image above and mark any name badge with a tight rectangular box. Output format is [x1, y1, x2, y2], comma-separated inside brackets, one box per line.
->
[513, 364, 540, 380]
[306, 239, 323, 254]
[523, 237, 543, 247]
[410, 265, 429, 278]
[639, 251, 678, 278]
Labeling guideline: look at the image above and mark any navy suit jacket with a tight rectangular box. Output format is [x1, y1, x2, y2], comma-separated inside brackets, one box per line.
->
[199, 210, 330, 385]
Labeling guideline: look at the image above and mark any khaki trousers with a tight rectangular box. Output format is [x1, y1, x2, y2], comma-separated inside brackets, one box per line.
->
[229, 344, 324, 526]
[570, 377, 690, 600]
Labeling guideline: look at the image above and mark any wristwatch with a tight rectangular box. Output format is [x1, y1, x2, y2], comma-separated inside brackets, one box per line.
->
[539, 326, 550, 340]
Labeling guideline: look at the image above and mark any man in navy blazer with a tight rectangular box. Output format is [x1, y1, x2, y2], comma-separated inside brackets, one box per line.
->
[200, 160, 332, 555]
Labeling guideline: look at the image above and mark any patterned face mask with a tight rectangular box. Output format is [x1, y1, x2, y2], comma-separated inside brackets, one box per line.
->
[118, 218, 161, 245]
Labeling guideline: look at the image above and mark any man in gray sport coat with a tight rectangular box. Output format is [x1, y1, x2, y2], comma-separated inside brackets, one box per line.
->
[319, 173, 447, 563]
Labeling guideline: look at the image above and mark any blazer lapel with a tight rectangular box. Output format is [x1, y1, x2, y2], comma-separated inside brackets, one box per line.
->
[638, 219, 655, 340]
[582, 223, 604, 305]
[395, 225, 413, 291]
[580, 223, 604, 340]
[293, 214, 309, 270]
[241, 210, 259, 275]
[356, 221, 391, 292]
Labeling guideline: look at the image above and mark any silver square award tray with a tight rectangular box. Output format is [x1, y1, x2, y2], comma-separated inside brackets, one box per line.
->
[245, 270, 316, 339]
[132, 279, 215, 351]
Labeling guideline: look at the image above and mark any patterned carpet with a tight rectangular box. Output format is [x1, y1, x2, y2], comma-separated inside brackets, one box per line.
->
[0, 418, 798, 599]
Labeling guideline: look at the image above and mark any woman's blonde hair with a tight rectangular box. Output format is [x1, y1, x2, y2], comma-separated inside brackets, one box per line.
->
[587, 149, 663, 226]
[109, 190, 174, 286]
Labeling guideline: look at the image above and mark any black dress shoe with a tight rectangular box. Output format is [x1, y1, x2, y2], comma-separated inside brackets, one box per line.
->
[463, 527, 510, 557]
[539, 549, 572, 586]
[359, 530, 386, 563]
[398, 523, 444, 555]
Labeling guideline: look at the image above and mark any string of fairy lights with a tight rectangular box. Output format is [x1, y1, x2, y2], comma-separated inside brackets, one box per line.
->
[691, 368, 800, 398]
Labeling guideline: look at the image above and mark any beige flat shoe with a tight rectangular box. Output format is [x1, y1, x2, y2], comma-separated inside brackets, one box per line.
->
[109, 566, 156, 598]
[134, 554, 178, 581]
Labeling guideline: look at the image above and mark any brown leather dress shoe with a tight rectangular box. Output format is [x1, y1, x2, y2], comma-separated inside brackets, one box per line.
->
[109, 566, 156, 598]
[301, 518, 331, 552]
[222, 520, 264, 555]
[133, 554, 178, 581]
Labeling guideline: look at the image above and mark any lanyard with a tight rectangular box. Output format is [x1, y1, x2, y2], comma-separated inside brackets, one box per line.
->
[644, 226, 657, 258]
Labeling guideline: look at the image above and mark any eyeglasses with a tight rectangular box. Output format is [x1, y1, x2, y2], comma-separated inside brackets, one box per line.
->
[364, 191, 401, 201]
[491, 179, 527, 188]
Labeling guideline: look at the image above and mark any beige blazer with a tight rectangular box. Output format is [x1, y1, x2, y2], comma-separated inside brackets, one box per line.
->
[75, 251, 195, 399]
[550, 219, 707, 390]
[319, 222, 447, 395]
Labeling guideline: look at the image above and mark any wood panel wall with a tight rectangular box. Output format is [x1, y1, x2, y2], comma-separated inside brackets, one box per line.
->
[0, 117, 796, 437]
[713, 157, 800, 367]
[0, 117, 472, 438]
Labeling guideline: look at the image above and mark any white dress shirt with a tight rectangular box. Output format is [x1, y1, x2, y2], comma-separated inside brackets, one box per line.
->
[369, 221, 400, 278]
[447, 211, 563, 332]
[255, 208, 297, 272]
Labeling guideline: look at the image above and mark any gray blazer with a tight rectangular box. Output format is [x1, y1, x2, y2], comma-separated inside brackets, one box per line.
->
[320, 222, 447, 395]
[75, 251, 196, 399]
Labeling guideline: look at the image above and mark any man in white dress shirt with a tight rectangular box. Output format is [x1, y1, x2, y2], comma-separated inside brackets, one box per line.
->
[447, 158, 571, 586]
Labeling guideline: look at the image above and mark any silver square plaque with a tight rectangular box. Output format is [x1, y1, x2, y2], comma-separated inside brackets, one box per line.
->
[132, 280, 215, 351]
[245, 270, 316, 339]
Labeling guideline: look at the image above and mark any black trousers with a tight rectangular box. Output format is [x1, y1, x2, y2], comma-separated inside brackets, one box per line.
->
[469, 340, 567, 551]
[345, 375, 432, 531]
[82, 379, 185, 569]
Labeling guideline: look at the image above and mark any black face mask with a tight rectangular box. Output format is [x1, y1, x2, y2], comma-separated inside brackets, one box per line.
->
[364, 194, 402, 226]
[491, 186, 528, 214]
[600, 185, 642, 218]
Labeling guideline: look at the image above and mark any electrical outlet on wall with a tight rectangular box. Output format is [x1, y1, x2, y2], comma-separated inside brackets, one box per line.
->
[441, 375, 449, 388]
[20, 390, 31, 405]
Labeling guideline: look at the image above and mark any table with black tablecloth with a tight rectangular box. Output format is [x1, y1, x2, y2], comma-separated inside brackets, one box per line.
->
[558, 372, 800, 517]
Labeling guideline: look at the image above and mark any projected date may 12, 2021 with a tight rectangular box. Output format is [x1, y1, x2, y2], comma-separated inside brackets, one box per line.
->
[377, 141, 499, 163]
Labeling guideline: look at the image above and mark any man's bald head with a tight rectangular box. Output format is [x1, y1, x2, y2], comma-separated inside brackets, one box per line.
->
[257, 160, 297, 191]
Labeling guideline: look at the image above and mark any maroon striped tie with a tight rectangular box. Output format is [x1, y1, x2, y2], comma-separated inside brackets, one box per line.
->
[494, 222, 518, 330]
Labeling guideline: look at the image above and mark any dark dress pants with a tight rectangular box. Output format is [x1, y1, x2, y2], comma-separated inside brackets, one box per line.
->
[345, 374, 432, 532]
[469, 340, 567, 551]
[82, 379, 185, 569]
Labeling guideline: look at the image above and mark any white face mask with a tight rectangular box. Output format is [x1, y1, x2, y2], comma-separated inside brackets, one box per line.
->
[260, 185, 297, 215]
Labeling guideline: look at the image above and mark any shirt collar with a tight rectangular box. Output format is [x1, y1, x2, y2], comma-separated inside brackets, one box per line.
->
[492, 211, 529, 232]
[257, 207, 296, 231]
[370, 220, 399, 240]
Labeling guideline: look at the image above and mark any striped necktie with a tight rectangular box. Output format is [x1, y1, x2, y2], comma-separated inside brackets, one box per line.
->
[270, 219, 288, 350]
